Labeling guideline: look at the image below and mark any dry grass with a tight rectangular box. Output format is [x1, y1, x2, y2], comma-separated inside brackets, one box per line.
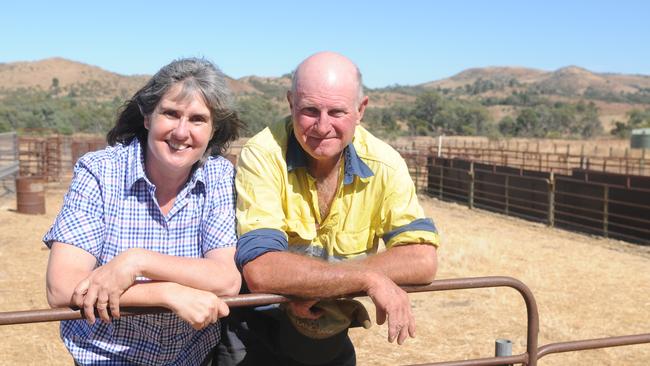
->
[352, 197, 650, 365]
[0, 183, 648, 365]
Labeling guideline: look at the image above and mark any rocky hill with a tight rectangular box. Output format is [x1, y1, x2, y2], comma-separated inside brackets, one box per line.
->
[421, 65, 650, 95]
[1, 58, 649, 137]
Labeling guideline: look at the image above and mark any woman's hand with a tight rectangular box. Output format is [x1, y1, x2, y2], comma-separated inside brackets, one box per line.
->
[165, 284, 230, 330]
[72, 249, 141, 324]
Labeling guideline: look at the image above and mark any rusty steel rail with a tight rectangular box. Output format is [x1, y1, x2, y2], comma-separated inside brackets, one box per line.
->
[1, 276, 648, 365]
[0, 277, 539, 365]
[0, 293, 291, 325]
[401, 277, 538, 366]
[537, 333, 650, 360]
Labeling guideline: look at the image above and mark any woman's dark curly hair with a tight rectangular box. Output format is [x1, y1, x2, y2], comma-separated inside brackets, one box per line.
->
[107, 57, 244, 158]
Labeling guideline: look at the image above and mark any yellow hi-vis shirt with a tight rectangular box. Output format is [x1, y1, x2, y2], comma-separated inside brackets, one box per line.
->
[234, 120, 439, 268]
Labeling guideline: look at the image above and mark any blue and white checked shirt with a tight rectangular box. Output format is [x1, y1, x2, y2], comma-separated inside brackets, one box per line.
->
[43, 139, 237, 366]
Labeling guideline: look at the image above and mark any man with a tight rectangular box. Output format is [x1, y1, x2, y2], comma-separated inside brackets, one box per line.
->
[223, 52, 439, 365]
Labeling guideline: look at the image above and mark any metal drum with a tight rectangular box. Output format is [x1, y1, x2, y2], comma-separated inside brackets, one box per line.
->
[630, 128, 650, 149]
[16, 176, 45, 214]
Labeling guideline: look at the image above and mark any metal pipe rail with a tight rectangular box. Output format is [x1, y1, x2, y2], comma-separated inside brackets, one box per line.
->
[1, 276, 648, 365]
[0, 162, 19, 180]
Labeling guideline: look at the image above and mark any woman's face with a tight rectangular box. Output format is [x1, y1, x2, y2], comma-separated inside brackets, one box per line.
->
[144, 83, 213, 178]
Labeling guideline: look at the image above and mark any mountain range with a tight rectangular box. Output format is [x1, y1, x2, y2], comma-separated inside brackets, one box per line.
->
[1, 57, 649, 130]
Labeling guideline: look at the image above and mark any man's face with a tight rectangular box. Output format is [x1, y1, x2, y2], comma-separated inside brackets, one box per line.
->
[289, 75, 367, 166]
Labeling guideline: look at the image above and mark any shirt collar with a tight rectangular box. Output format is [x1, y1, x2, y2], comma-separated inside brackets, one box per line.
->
[125, 138, 206, 190]
[126, 139, 148, 188]
[286, 131, 374, 185]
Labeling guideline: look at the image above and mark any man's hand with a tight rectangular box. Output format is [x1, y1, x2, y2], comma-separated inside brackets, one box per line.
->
[72, 249, 140, 324]
[286, 299, 324, 319]
[165, 284, 230, 330]
[366, 274, 415, 345]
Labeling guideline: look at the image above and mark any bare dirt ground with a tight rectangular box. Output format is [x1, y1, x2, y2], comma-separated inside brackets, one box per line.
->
[0, 181, 648, 366]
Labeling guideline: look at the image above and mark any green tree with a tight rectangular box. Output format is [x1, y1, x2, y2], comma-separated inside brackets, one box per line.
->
[236, 95, 285, 136]
[610, 109, 650, 137]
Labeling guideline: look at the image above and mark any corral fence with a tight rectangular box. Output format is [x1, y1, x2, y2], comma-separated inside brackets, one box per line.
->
[0, 132, 20, 194]
[393, 141, 650, 245]
[438, 140, 648, 176]
[395, 139, 649, 176]
[424, 157, 650, 245]
[1, 276, 648, 365]
[17, 134, 107, 182]
[15, 134, 240, 182]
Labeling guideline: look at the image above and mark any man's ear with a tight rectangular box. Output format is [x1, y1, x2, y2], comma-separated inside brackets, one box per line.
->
[287, 91, 294, 110]
[357, 96, 369, 125]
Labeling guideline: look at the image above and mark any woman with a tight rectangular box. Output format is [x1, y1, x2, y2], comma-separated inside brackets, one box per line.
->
[44, 58, 244, 365]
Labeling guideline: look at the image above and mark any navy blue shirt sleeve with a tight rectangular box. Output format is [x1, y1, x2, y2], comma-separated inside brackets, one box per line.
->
[382, 218, 438, 244]
[235, 228, 289, 271]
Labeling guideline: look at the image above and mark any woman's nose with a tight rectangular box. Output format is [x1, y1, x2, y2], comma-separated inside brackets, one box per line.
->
[172, 118, 190, 139]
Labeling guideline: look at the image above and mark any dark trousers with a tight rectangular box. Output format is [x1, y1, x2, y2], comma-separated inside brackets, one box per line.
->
[213, 307, 356, 366]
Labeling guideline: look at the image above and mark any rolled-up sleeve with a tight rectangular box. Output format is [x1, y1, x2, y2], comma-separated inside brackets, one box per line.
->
[235, 228, 288, 270]
[43, 161, 105, 258]
[380, 157, 440, 249]
[202, 162, 238, 254]
[235, 143, 289, 269]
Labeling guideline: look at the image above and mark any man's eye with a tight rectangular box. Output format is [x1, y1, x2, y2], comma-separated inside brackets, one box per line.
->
[302, 107, 319, 116]
[329, 110, 346, 117]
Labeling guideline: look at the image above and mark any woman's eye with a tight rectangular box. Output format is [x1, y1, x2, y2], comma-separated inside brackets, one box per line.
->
[190, 115, 209, 124]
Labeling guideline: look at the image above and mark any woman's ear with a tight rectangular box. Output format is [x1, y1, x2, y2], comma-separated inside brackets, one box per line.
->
[143, 116, 150, 130]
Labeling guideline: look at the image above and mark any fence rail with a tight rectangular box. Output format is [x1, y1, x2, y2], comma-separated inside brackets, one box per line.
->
[425, 157, 650, 245]
[394, 141, 650, 178]
[1, 276, 648, 365]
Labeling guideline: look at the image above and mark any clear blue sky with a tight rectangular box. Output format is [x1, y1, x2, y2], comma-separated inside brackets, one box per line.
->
[1, 0, 648, 88]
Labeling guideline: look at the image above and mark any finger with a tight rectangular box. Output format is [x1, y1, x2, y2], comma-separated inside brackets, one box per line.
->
[397, 324, 409, 345]
[96, 293, 111, 323]
[96, 303, 110, 323]
[375, 307, 387, 326]
[82, 288, 99, 324]
[217, 301, 230, 319]
[72, 279, 90, 308]
[109, 293, 121, 319]
[408, 313, 416, 339]
[388, 319, 400, 343]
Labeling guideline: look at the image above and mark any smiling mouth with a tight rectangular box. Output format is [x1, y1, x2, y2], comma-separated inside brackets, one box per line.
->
[167, 141, 190, 151]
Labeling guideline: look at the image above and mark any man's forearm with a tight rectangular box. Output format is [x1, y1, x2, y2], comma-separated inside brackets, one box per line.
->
[350, 244, 438, 285]
[243, 244, 437, 298]
[243, 251, 382, 298]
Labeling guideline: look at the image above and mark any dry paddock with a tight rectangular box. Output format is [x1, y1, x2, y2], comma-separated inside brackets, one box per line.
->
[0, 181, 648, 366]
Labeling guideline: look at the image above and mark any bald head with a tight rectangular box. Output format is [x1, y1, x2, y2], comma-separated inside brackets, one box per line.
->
[291, 52, 364, 105]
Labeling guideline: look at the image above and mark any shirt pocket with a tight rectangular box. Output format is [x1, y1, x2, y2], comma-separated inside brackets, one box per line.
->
[333, 227, 371, 258]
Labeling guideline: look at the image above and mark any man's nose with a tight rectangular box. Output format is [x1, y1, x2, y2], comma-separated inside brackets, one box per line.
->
[172, 118, 190, 139]
[314, 112, 331, 135]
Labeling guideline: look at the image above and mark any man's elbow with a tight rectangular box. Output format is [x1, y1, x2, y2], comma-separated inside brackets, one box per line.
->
[242, 262, 271, 293]
[417, 245, 438, 284]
